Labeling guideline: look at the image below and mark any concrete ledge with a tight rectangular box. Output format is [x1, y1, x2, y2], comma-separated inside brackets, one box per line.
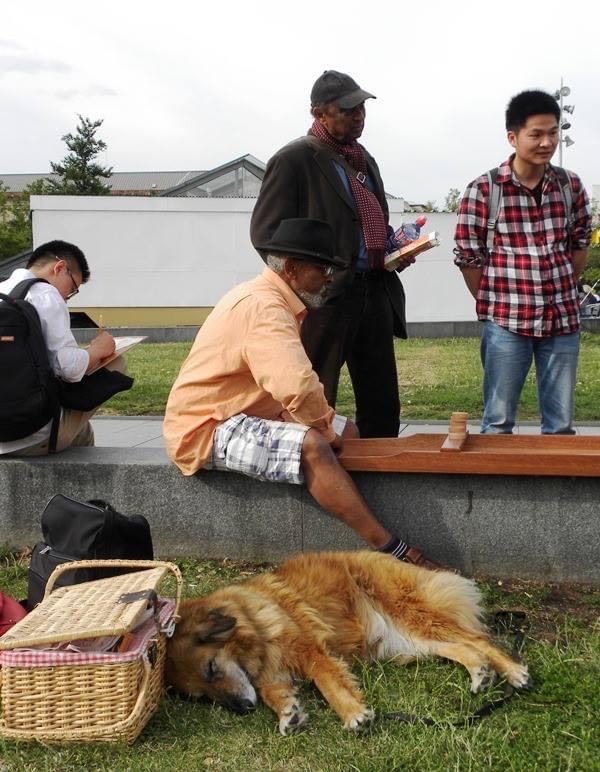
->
[1, 447, 598, 584]
[73, 327, 200, 345]
[72, 318, 600, 344]
[72, 321, 484, 344]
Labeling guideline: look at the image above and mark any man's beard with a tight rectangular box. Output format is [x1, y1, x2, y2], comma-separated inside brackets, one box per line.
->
[295, 287, 327, 309]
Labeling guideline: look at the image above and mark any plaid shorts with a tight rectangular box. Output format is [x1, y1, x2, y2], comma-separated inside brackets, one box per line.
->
[205, 413, 347, 484]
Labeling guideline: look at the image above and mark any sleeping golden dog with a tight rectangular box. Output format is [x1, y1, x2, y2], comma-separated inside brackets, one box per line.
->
[166, 551, 530, 734]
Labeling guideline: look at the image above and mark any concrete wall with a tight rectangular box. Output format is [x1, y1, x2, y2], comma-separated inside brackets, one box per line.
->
[31, 196, 474, 325]
[1, 448, 598, 584]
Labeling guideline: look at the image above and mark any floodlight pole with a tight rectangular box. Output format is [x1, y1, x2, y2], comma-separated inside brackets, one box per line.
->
[558, 77, 565, 166]
[558, 77, 563, 166]
[555, 77, 574, 167]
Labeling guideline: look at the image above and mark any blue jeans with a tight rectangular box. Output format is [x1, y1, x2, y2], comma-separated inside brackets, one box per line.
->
[480, 321, 579, 434]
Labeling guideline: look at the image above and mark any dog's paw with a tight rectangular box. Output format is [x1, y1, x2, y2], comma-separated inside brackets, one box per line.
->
[344, 707, 375, 733]
[506, 664, 532, 690]
[279, 703, 308, 736]
[470, 663, 495, 693]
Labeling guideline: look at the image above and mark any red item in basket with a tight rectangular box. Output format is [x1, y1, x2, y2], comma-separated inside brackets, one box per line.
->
[0, 591, 27, 636]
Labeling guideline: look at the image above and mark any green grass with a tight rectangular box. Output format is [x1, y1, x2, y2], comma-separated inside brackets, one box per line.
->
[101, 334, 600, 423]
[1, 553, 598, 771]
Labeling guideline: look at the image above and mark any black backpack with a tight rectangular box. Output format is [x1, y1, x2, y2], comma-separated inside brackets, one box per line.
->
[27, 494, 154, 609]
[0, 278, 61, 451]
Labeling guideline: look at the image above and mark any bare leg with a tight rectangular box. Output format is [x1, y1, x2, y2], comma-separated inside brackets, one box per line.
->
[301, 429, 392, 549]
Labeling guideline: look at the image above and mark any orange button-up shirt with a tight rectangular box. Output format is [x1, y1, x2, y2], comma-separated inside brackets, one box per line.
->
[163, 268, 336, 475]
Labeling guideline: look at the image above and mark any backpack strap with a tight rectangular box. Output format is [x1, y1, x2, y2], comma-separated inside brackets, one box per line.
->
[486, 168, 501, 255]
[48, 408, 60, 454]
[3, 277, 60, 453]
[552, 166, 573, 228]
[7, 278, 49, 300]
[484, 165, 573, 259]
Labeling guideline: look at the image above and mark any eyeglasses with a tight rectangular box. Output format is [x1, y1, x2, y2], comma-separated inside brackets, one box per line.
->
[54, 255, 79, 299]
[316, 264, 335, 277]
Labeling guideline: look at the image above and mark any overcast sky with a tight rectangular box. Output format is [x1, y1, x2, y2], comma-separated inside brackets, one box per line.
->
[2, 0, 599, 208]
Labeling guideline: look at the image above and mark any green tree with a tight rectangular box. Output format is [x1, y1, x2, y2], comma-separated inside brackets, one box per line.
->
[47, 115, 112, 195]
[0, 183, 31, 261]
[591, 201, 599, 230]
[444, 188, 461, 212]
[581, 245, 600, 286]
[0, 179, 54, 262]
[424, 200, 438, 212]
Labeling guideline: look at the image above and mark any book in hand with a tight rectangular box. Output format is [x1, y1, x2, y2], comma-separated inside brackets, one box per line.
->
[384, 231, 441, 271]
[87, 335, 147, 374]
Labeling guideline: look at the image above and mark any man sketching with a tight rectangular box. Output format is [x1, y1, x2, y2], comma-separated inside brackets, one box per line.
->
[0, 240, 129, 455]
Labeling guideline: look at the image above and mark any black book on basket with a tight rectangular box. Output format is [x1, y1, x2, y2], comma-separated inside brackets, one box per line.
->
[27, 494, 154, 610]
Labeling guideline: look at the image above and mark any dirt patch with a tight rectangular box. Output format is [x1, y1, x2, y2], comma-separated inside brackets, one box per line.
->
[479, 575, 600, 642]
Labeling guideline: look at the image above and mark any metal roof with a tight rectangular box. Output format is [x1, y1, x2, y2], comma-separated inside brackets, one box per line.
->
[2, 155, 404, 201]
[0, 171, 205, 193]
[161, 155, 266, 196]
[0, 249, 32, 278]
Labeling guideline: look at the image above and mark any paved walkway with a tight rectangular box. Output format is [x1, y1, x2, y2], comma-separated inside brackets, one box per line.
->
[91, 416, 600, 449]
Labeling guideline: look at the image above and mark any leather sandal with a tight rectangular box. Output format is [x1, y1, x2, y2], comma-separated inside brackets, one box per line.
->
[401, 546, 449, 572]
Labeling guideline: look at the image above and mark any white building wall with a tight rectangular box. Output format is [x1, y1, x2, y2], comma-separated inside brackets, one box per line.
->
[30, 196, 475, 323]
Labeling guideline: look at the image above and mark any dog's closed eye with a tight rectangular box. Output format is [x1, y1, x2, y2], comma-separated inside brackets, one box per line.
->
[204, 658, 221, 682]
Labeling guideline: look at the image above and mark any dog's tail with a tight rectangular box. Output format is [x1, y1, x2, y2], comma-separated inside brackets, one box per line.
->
[417, 571, 485, 635]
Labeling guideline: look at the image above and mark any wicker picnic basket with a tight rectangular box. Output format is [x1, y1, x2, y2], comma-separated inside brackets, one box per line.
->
[0, 559, 181, 744]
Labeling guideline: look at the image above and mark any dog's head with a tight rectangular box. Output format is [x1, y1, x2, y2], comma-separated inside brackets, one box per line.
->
[166, 600, 258, 714]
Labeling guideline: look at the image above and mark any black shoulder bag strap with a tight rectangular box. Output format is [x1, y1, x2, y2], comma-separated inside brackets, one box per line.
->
[305, 135, 371, 189]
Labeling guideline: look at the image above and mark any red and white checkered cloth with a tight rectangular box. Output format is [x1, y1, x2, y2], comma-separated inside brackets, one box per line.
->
[454, 157, 592, 337]
[0, 599, 175, 667]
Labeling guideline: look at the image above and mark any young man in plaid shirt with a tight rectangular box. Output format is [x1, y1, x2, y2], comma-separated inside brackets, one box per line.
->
[454, 90, 592, 434]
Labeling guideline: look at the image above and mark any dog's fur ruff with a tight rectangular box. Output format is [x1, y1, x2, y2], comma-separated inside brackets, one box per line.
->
[166, 551, 531, 734]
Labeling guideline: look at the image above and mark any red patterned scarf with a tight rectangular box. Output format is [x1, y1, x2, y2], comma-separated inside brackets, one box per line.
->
[310, 119, 387, 269]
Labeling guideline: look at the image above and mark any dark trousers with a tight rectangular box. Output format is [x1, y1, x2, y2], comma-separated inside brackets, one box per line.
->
[301, 272, 400, 438]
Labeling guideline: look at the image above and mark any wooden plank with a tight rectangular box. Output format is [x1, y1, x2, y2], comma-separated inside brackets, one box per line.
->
[338, 434, 600, 477]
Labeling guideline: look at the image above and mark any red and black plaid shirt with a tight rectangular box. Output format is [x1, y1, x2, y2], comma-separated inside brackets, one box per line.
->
[454, 156, 592, 337]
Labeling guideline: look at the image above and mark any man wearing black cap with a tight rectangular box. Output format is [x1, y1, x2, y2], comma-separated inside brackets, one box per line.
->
[165, 218, 442, 570]
[251, 70, 413, 440]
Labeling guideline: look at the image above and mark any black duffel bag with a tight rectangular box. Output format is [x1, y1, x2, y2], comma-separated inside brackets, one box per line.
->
[27, 494, 154, 610]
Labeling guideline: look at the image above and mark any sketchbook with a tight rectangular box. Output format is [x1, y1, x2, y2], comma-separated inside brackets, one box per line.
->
[87, 335, 147, 374]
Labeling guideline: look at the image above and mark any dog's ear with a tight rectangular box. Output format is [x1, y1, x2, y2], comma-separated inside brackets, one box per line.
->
[193, 608, 237, 644]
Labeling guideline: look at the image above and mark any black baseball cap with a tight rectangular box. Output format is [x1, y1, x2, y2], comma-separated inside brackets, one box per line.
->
[310, 70, 376, 109]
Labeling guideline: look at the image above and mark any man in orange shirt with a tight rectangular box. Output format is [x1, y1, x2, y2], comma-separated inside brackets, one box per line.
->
[164, 219, 441, 569]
